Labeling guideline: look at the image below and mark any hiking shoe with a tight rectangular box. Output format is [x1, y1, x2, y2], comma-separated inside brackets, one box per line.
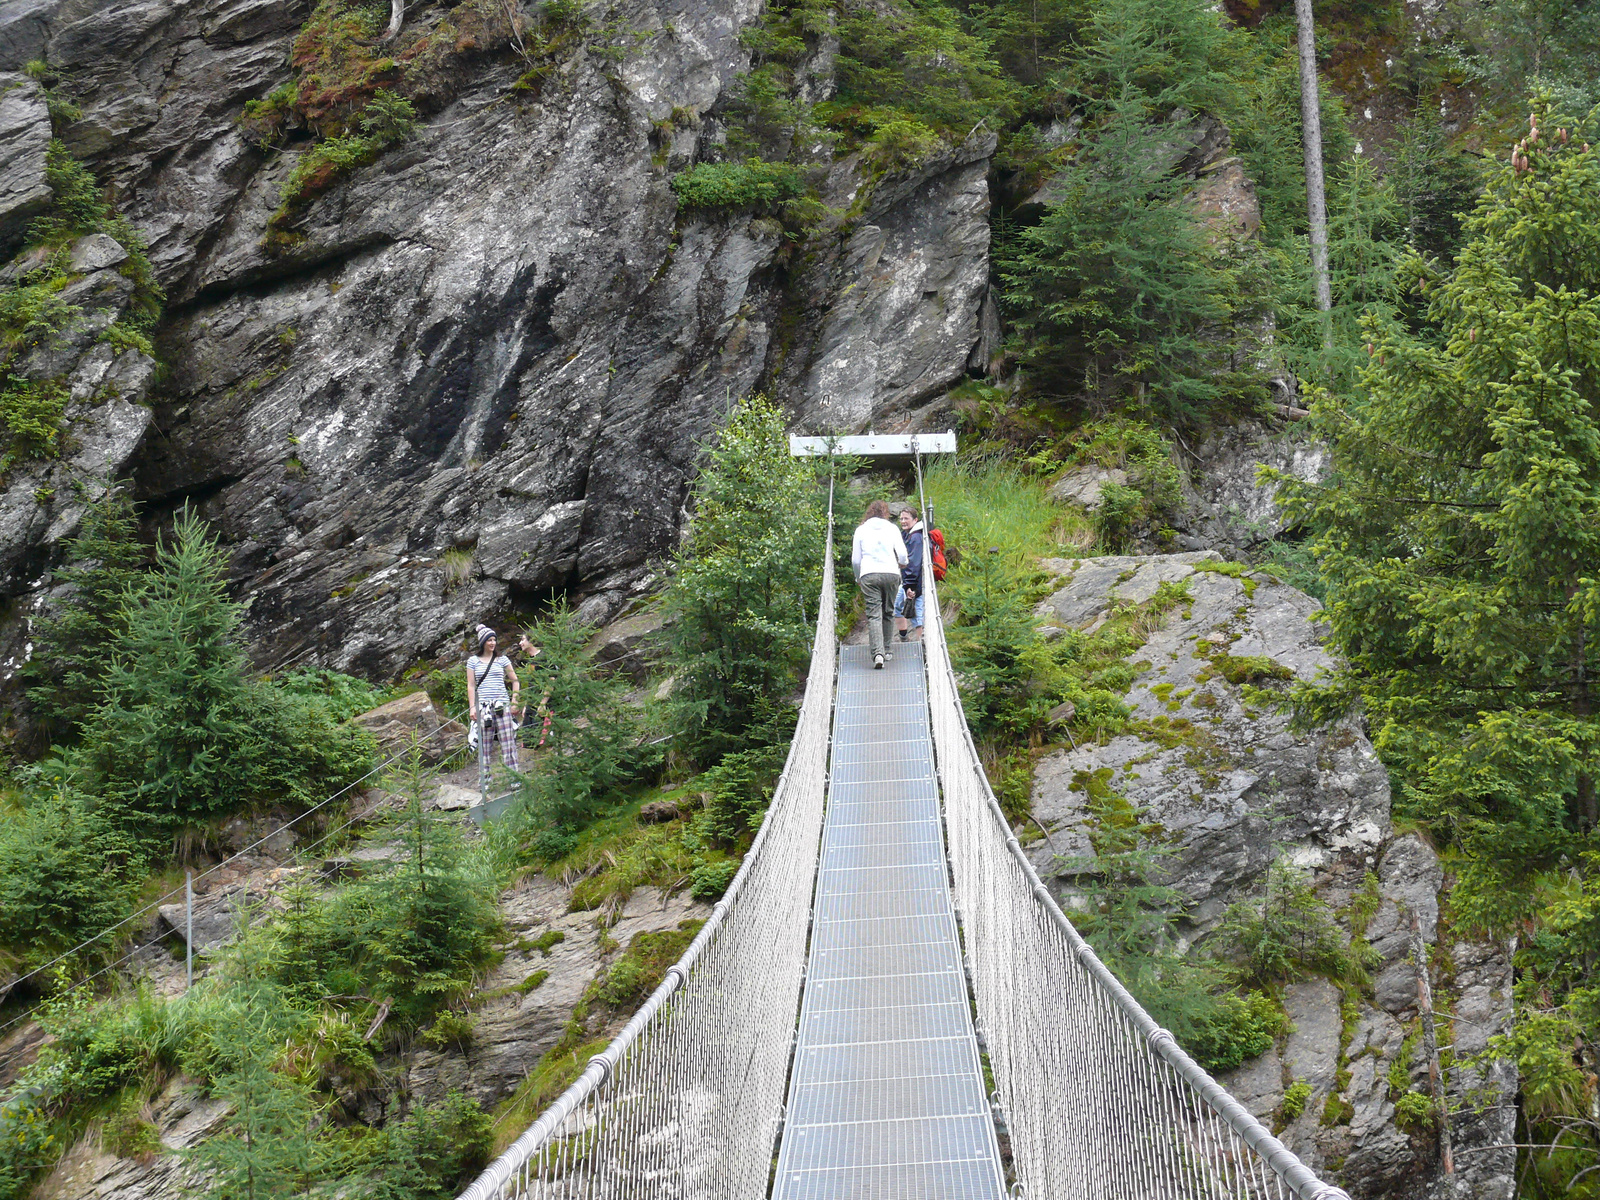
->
[873, 654, 884, 670]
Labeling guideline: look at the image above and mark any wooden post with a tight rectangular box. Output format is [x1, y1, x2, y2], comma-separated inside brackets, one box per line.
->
[1411, 911, 1454, 1174]
[1292, 0, 1333, 347]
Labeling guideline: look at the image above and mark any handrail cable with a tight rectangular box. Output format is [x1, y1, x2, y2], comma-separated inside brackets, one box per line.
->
[456, 479, 839, 1200]
[911, 448, 1351, 1200]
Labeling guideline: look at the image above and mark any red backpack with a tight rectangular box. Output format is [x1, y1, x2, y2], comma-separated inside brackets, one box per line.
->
[928, 528, 948, 581]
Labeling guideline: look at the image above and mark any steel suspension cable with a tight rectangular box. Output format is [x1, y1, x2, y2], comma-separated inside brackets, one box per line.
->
[912, 450, 1351, 1200]
[456, 482, 839, 1200]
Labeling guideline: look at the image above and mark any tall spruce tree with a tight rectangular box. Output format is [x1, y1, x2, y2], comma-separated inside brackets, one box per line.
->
[80, 509, 372, 829]
[83, 509, 262, 826]
[1276, 94, 1600, 913]
[1000, 0, 1268, 422]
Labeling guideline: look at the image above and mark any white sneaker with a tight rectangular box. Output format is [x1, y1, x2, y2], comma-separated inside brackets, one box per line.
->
[884, 651, 894, 662]
[873, 654, 884, 670]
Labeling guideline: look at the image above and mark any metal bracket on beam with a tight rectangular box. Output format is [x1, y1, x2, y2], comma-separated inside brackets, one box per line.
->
[788, 431, 957, 457]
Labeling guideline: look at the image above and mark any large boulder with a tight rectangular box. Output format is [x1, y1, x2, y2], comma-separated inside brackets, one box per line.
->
[1026, 553, 1515, 1199]
[350, 689, 468, 763]
[1170, 420, 1328, 552]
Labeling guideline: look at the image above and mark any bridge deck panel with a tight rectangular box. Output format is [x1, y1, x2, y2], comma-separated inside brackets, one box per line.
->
[774, 645, 1005, 1200]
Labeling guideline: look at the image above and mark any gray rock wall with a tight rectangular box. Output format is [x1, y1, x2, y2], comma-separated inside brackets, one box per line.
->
[1028, 553, 1515, 1200]
[0, 0, 993, 690]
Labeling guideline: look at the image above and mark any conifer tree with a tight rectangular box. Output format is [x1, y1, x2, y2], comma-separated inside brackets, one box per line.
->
[665, 396, 825, 762]
[80, 508, 372, 829]
[517, 602, 647, 844]
[83, 509, 262, 827]
[1277, 94, 1600, 911]
[1000, 0, 1268, 421]
[190, 997, 320, 1200]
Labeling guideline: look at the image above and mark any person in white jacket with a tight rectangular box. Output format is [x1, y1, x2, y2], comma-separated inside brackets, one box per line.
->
[851, 499, 909, 669]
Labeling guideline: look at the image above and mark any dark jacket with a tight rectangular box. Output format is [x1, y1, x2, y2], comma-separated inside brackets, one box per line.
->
[901, 525, 924, 591]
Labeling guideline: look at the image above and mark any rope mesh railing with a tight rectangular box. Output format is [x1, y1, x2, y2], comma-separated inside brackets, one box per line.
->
[457, 493, 837, 1200]
[912, 461, 1350, 1200]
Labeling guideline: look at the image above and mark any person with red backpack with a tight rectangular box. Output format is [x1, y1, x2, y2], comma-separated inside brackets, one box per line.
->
[895, 505, 947, 642]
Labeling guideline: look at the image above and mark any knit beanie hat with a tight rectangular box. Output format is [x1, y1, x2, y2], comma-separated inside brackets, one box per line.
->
[475, 624, 495, 649]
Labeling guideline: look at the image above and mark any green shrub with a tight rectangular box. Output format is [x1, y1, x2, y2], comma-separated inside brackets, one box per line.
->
[271, 90, 417, 228]
[0, 790, 141, 965]
[863, 119, 938, 170]
[1392, 1089, 1435, 1132]
[688, 859, 738, 901]
[1095, 482, 1144, 551]
[1183, 990, 1284, 1074]
[0, 278, 80, 360]
[350, 1093, 493, 1199]
[24, 142, 163, 324]
[188, 1015, 319, 1200]
[0, 374, 68, 469]
[700, 739, 786, 844]
[1279, 1079, 1313, 1122]
[271, 667, 392, 721]
[1211, 860, 1349, 985]
[419, 1009, 475, 1051]
[670, 160, 804, 211]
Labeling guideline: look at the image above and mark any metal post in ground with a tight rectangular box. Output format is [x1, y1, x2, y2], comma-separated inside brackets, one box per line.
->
[185, 871, 193, 992]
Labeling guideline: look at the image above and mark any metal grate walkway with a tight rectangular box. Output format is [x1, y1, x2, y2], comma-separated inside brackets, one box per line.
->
[774, 643, 1006, 1200]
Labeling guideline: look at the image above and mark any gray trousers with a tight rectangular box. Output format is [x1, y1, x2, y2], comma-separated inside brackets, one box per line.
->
[858, 572, 900, 660]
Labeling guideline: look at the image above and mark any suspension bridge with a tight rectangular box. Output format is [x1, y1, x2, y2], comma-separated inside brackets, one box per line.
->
[459, 450, 1351, 1200]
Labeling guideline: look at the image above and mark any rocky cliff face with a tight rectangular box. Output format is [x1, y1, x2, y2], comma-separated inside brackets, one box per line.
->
[1029, 552, 1515, 1200]
[0, 0, 993, 692]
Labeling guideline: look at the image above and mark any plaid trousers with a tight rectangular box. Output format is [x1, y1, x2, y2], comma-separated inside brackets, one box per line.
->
[478, 706, 519, 788]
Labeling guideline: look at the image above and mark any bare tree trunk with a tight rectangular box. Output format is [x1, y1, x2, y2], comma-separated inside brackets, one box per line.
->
[1293, 0, 1332, 347]
[1412, 912, 1455, 1177]
[382, 0, 404, 42]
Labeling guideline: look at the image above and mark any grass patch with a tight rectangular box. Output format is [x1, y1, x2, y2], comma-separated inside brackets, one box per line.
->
[489, 1036, 610, 1153]
[535, 784, 711, 913]
[923, 453, 1097, 567]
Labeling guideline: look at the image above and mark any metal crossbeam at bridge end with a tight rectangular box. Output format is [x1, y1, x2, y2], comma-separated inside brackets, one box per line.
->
[456, 467, 1352, 1200]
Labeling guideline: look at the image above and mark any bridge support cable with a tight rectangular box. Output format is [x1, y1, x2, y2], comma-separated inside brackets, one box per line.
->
[457, 487, 838, 1200]
[911, 454, 1352, 1200]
